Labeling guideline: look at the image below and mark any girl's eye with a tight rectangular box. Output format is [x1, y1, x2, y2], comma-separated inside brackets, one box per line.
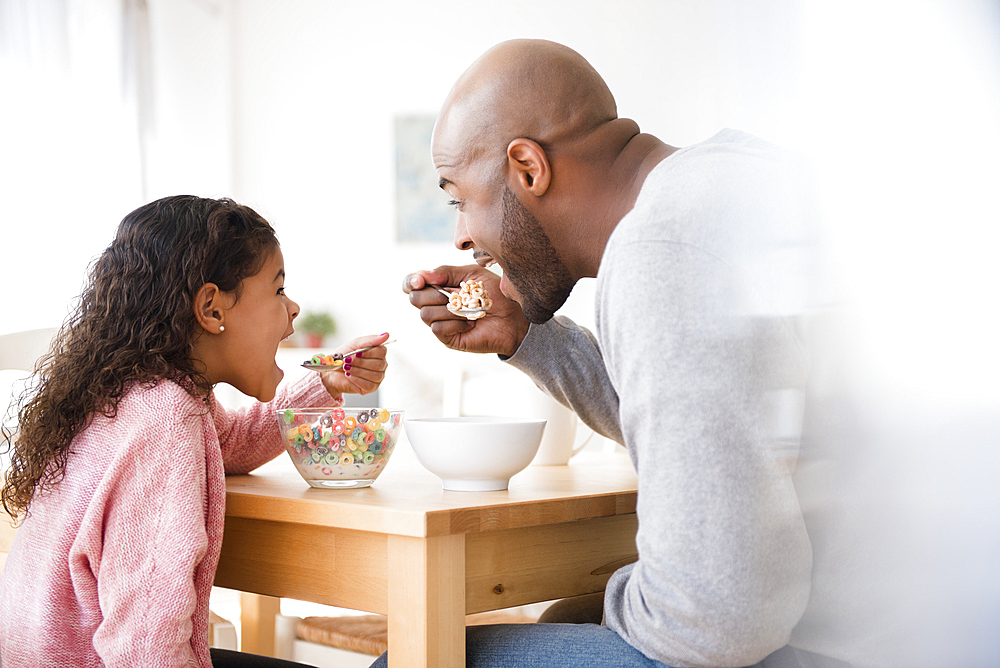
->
[447, 199, 461, 208]
[277, 287, 286, 296]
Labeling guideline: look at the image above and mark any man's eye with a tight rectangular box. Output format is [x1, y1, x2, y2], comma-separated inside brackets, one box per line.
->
[447, 199, 461, 208]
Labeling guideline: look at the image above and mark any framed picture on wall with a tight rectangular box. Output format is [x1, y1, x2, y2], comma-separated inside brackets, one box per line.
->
[395, 114, 456, 243]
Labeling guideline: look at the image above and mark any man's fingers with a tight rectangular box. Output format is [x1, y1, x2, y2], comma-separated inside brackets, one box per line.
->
[402, 273, 425, 294]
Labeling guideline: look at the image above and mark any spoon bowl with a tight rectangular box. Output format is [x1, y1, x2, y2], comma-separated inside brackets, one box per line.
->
[430, 284, 488, 320]
[301, 339, 396, 372]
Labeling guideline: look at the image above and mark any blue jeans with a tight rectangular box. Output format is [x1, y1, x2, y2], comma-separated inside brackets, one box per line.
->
[366, 624, 851, 668]
[368, 623, 671, 667]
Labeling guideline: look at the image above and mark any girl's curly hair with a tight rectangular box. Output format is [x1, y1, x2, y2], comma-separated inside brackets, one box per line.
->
[1, 195, 278, 520]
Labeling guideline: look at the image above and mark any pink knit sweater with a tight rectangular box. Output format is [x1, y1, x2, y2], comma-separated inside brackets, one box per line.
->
[0, 373, 336, 667]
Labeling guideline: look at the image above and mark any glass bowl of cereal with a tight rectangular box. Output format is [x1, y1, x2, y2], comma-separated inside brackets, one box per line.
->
[276, 407, 404, 488]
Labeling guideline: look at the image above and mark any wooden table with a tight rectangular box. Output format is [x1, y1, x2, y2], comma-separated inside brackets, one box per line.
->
[215, 447, 639, 668]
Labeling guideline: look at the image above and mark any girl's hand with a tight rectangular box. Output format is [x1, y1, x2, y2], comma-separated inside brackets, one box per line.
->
[319, 332, 390, 400]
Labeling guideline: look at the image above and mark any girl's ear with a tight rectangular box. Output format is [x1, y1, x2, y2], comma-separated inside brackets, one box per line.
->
[193, 283, 226, 335]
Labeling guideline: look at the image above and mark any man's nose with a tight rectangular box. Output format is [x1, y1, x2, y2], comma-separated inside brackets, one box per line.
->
[454, 214, 474, 251]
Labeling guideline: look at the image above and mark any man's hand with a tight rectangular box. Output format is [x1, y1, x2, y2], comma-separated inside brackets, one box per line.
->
[402, 265, 530, 357]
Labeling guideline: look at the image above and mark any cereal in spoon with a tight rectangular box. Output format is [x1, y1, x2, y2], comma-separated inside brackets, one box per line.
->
[447, 280, 492, 320]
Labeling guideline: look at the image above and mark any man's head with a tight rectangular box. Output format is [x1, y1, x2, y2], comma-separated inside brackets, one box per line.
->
[432, 39, 620, 323]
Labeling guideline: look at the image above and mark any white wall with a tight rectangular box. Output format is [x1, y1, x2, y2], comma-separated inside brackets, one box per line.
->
[0, 0, 232, 335]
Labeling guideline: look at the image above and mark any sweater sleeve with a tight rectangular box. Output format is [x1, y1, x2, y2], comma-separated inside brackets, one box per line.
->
[86, 393, 210, 667]
[599, 239, 812, 667]
[212, 372, 338, 474]
[504, 316, 624, 444]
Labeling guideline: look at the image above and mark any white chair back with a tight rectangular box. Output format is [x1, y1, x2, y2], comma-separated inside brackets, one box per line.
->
[0, 328, 59, 372]
[1, 327, 58, 466]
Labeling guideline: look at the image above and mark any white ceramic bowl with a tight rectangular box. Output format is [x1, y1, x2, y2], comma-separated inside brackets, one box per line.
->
[276, 407, 404, 488]
[403, 417, 546, 491]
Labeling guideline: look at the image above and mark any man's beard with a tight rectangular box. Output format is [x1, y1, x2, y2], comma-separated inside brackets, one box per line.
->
[499, 187, 575, 324]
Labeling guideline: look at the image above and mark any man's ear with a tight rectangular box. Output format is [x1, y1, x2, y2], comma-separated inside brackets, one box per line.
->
[507, 138, 551, 197]
[193, 283, 226, 335]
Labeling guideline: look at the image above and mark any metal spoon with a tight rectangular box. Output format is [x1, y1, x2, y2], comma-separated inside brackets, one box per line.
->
[429, 284, 488, 319]
[301, 339, 396, 372]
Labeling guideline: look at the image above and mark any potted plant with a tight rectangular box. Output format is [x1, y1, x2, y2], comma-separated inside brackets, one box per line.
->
[297, 310, 337, 348]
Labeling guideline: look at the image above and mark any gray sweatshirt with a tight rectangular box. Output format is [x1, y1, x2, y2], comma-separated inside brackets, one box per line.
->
[506, 130, 822, 667]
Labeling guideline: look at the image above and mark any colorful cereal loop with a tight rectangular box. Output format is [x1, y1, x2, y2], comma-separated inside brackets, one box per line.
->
[362, 452, 375, 464]
[369, 441, 383, 455]
[283, 409, 295, 424]
[294, 434, 305, 446]
[364, 432, 375, 445]
[331, 421, 344, 435]
[347, 440, 358, 451]
[356, 441, 368, 453]
[369, 409, 379, 419]
[321, 467, 332, 475]
[357, 412, 369, 424]
[339, 453, 354, 466]
[332, 408, 346, 421]
[393, 414, 401, 426]
[320, 414, 333, 427]
[324, 453, 339, 466]
[286, 428, 299, 441]
[375, 428, 386, 442]
[378, 409, 390, 423]
[344, 416, 357, 431]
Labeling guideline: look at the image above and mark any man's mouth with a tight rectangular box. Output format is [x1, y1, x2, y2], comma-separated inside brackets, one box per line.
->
[473, 251, 497, 269]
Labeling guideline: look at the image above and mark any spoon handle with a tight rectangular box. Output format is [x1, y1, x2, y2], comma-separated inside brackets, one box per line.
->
[428, 284, 453, 298]
[343, 339, 396, 358]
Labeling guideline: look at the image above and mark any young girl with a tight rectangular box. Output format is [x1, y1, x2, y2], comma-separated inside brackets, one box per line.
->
[0, 195, 390, 667]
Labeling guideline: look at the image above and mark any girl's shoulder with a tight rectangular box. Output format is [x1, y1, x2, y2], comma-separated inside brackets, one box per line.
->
[69, 379, 211, 472]
[121, 376, 203, 404]
[111, 378, 210, 429]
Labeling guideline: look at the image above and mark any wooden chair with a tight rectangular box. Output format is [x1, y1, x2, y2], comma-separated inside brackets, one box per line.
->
[273, 609, 539, 667]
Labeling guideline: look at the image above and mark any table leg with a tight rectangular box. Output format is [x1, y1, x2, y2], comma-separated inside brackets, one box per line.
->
[239, 592, 281, 656]
[387, 534, 466, 668]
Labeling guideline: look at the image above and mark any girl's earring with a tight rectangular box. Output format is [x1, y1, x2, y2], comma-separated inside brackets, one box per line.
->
[219, 326, 225, 333]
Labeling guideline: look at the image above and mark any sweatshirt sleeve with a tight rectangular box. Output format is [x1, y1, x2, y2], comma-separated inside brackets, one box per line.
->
[212, 372, 338, 474]
[503, 316, 624, 444]
[599, 239, 812, 667]
[86, 393, 210, 667]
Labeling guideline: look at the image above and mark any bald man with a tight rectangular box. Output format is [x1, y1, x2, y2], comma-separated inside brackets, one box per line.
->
[394, 40, 838, 668]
